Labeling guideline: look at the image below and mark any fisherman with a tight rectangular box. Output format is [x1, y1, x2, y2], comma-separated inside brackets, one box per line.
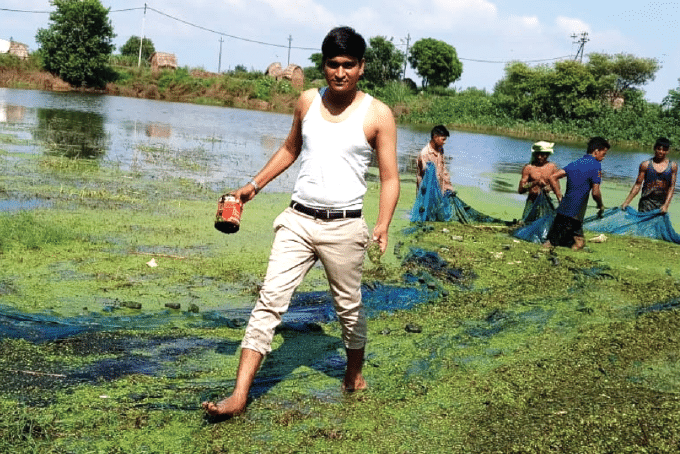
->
[543, 137, 609, 250]
[202, 26, 400, 418]
[518, 141, 559, 222]
[621, 137, 678, 213]
[416, 124, 454, 197]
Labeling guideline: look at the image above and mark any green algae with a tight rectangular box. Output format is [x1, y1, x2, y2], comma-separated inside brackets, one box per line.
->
[2, 147, 680, 453]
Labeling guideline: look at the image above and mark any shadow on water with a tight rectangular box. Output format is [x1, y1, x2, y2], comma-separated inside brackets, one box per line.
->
[0, 282, 440, 407]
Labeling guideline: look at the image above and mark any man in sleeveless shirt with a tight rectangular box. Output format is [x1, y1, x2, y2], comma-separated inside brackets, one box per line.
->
[621, 137, 678, 213]
[203, 27, 400, 418]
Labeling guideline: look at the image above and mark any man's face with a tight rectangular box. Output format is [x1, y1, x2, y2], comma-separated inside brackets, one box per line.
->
[654, 144, 669, 160]
[534, 152, 550, 165]
[432, 135, 447, 149]
[323, 55, 364, 92]
[592, 148, 609, 162]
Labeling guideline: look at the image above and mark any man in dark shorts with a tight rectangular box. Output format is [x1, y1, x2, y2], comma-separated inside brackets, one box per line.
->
[543, 137, 610, 250]
[621, 137, 677, 213]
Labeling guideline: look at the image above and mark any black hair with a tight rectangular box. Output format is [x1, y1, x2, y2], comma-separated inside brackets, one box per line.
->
[586, 136, 610, 154]
[430, 125, 450, 139]
[321, 26, 366, 62]
[654, 137, 671, 149]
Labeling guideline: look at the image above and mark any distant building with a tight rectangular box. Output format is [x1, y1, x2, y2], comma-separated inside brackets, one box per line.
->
[0, 39, 29, 59]
[265, 62, 304, 89]
[149, 52, 177, 71]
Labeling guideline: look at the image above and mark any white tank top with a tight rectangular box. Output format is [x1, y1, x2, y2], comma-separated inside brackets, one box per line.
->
[291, 88, 374, 210]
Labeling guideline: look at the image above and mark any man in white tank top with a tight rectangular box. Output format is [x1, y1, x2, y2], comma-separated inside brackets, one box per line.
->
[203, 26, 400, 418]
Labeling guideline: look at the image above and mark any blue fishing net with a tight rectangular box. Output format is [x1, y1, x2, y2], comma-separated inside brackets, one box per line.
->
[583, 207, 680, 244]
[521, 190, 557, 225]
[512, 212, 556, 244]
[513, 204, 680, 245]
[0, 282, 439, 343]
[411, 162, 511, 225]
[410, 162, 452, 222]
[512, 190, 558, 244]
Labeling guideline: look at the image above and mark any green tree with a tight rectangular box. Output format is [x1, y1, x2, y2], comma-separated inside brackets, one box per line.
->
[303, 52, 324, 82]
[35, 0, 116, 88]
[120, 36, 155, 62]
[407, 38, 462, 88]
[662, 78, 680, 119]
[586, 53, 660, 101]
[363, 36, 404, 88]
[493, 60, 600, 122]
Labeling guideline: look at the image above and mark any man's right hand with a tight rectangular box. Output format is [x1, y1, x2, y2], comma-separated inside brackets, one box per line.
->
[230, 184, 258, 205]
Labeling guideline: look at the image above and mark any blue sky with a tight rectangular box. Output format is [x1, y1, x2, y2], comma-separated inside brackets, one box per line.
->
[2, 0, 677, 103]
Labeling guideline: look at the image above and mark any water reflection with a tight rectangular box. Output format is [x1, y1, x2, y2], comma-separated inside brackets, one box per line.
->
[0, 103, 25, 123]
[0, 87, 669, 193]
[145, 123, 172, 138]
[34, 108, 108, 159]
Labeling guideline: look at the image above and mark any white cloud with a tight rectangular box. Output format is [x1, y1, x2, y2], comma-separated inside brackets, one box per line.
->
[432, 0, 497, 19]
[256, 0, 337, 27]
[555, 16, 590, 36]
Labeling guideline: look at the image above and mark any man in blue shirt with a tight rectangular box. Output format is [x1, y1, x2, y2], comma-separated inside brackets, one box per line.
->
[543, 137, 610, 250]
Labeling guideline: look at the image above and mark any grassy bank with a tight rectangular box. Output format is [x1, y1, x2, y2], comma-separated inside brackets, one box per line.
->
[2, 127, 680, 452]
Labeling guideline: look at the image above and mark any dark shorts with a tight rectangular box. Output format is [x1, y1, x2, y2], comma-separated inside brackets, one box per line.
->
[546, 213, 583, 247]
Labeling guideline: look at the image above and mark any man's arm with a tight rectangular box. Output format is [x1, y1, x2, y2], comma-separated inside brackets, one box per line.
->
[591, 183, 605, 214]
[231, 90, 313, 203]
[416, 153, 425, 189]
[621, 161, 647, 209]
[661, 162, 678, 213]
[518, 165, 532, 194]
[548, 169, 566, 202]
[369, 101, 400, 253]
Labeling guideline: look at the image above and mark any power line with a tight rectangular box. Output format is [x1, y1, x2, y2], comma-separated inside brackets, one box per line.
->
[144, 6, 319, 51]
[460, 55, 573, 64]
[0, 7, 51, 13]
[2, 4, 577, 64]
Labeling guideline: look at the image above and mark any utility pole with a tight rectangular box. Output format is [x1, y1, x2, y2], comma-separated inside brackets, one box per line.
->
[287, 35, 292, 66]
[137, 3, 147, 67]
[571, 32, 589, 63]
[218, 37, 224, 73]
[402, 33, 411, 80]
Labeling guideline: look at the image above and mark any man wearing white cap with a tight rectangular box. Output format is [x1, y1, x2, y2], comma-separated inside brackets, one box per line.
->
[518, 141, 559, 221]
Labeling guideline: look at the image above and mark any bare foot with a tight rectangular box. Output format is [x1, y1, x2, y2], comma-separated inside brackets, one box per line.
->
[202, 394, 247, 417]
[342, 374, 367, 393]
[542, 240, 553, 249]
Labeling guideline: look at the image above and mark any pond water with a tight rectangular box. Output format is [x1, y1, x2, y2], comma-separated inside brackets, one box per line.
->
[0, 87, 662, 198]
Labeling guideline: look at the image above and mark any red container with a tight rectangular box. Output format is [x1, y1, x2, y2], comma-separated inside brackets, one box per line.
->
[215, 195, 242, 234]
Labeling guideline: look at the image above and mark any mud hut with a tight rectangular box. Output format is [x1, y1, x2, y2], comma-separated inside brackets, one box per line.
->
[149, 52, 177, 71]
[265, 62, 304, 89]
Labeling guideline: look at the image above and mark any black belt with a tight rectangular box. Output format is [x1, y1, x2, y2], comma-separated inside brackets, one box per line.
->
[290, 201, 361, 219]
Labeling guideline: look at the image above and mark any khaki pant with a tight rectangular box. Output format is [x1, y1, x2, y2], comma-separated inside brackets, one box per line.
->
[241, 207, 370, 355]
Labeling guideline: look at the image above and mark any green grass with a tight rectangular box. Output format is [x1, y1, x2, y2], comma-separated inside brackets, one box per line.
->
[1, 144, 680, 453]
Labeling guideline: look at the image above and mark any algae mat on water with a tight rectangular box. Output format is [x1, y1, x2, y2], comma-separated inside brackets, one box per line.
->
[2, 146, 680, 452]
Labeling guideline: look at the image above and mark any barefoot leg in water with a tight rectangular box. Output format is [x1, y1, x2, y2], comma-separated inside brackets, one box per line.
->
[202, 348, 263, 416]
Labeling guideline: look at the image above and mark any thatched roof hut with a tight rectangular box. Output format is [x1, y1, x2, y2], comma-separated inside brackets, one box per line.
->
[149, 52, 177, 71]
[0, 39, 29, 59]
[9, 42, 29, 60]
[265, 62, 304, 89]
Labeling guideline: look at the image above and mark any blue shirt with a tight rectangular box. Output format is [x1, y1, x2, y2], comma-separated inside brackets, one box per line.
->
[556, 154, 602, 221]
